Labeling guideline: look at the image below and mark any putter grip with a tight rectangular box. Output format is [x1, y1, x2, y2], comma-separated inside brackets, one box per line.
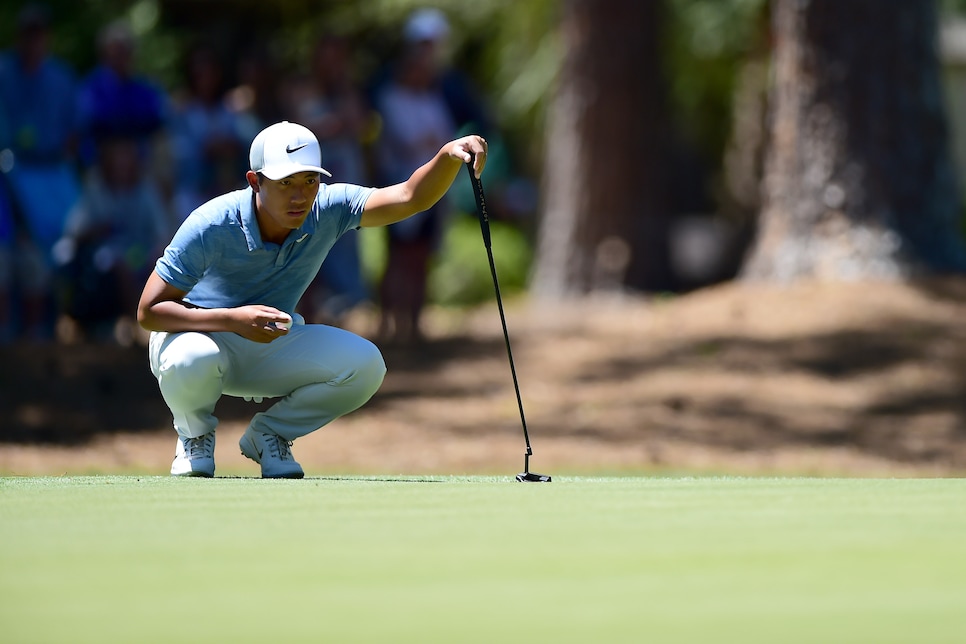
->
[466, 157, 492, 249]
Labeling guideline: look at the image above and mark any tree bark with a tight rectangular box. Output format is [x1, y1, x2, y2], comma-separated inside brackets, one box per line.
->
[743, 0, 966, 282]
[532, 0, 673, 297]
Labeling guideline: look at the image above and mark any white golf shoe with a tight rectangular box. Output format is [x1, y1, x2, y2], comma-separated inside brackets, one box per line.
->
[171, 433, 216, 477]
[239, 428, 304, 479]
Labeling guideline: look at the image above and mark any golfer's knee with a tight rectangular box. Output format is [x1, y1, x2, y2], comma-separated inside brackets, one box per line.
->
[332, 340, 386, 407]
[358, 341, 387, 394]
[157, 334, 225, 404]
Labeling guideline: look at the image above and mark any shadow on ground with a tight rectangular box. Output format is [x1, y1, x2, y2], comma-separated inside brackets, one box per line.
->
[0, 336, 504, 446]
[531, 293, 966, 471]
[2, 280, 965, 475]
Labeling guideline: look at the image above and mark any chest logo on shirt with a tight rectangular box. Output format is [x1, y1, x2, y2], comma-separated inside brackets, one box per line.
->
[296, 234, 309, 243]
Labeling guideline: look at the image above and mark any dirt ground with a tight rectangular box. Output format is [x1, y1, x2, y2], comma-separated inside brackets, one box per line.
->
[2, 278, 965, 478]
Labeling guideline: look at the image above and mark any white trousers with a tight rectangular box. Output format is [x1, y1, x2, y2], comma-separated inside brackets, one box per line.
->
[148, 318, 386, 441]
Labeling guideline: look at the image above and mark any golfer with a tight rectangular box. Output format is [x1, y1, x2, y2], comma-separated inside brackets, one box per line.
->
[137, 121, 487, 478]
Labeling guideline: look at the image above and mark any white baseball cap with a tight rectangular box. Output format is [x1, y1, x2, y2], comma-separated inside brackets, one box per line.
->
[249, 121, 331, 180]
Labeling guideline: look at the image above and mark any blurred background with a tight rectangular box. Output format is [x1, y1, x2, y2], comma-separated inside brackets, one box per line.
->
[3, 0, 966, 476]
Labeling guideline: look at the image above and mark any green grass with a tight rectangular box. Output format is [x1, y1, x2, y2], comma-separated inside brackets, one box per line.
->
[1, 476, 965, 643]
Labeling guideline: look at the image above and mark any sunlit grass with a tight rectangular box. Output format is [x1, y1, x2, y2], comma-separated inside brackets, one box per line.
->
[1, 476, 964, 643]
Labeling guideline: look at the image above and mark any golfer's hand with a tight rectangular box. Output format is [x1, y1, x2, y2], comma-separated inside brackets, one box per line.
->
[448, 135, 488, 178]
[232, 305, 291, 343]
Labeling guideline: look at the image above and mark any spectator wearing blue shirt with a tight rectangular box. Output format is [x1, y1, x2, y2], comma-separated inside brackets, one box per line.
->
[168, 44, 246, 219]
[0, 3, 80, 340]
[0, 177, 15, 342]
[137, 121, 488, 478]
[76, 20, 166, 171]
[291, 33, 374, 326]
[373, 11, 459, 345]
[54, 136, 171, 342]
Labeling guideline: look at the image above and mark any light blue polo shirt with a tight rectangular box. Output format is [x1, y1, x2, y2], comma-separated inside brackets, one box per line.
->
[155, 183, 374, 314]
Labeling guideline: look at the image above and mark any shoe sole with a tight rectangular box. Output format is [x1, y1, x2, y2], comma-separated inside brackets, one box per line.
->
[263, 472, 305, 479]
[170, 470, 214, 478]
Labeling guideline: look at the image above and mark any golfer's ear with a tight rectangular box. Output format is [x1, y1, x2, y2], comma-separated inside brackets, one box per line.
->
[246, 170, 260, 192]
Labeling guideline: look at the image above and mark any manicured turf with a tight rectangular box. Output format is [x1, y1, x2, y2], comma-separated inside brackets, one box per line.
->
[1, 476, 964, 643]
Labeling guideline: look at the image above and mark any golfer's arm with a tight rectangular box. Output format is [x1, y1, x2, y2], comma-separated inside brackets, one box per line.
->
[360, 135, 486, 227]
[360, 146, 463, 228]
[136, 270, 240, 333]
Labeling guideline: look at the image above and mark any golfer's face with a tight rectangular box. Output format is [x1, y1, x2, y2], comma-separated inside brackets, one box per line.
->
[259, 171, 321, 232]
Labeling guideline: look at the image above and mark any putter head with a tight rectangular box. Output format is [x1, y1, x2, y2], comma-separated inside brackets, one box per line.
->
[516, 472, 552, 483]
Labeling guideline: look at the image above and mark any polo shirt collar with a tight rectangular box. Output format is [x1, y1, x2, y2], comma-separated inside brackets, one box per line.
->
[240, 188, 263, 251]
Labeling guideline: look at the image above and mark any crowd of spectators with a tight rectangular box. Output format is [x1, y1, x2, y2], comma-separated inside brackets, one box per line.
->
[0, 4, 493, 346]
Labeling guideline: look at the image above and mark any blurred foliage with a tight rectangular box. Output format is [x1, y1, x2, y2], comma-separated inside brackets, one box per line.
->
[358, 226, 388, 292]
[274, 0, 564, 173]
[0, 0, 776, 303]
[1, 0, 775, 182]
[358, 213, 531, 307]
[0, 1, 180, 85]
[28, 0, 965, 299]
[5, 0, 965, 184]
[943, 0, 966, 15]
[664, 0, 768, 164]
[429, 213, 532, 306]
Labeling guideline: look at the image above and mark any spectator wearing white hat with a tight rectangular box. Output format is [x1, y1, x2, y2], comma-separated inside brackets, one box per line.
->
[373, 13, 458, 344]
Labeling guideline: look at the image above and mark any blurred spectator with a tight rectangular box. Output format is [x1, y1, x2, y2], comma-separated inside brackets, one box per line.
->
[53, 136, 170, 344]
[168, 45, 246, 219]
[404, 8, 492, 136]
[0, 57, 11, 341]
[0, 3, 80, 341]
[76, 20, 167, 172]
[291, 34, 373, 326]
[294, 34, 372, 186]
[226, 45, 285, 146]
[373, 9, 459, 343]
[0, 179, 15, 342]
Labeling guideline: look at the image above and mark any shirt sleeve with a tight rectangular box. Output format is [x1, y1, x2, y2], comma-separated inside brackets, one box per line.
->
[325, 183, 375, 234]
[154, 216, 209, 293]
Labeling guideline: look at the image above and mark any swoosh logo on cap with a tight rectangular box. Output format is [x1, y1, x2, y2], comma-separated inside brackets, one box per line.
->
[286, 143, 310, 153]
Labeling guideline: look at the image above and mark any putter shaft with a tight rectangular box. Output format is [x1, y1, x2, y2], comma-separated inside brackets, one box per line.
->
[466, 158, 550, 483]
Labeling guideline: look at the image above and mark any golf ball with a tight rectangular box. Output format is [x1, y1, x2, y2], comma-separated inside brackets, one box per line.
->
[275, 314, 292, 331]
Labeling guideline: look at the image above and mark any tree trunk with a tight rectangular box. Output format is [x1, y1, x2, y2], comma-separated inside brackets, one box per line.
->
[743, 0, 966, 282]
[532, 0, 673, 297]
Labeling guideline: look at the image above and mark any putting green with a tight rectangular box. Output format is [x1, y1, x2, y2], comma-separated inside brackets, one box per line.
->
[1, 476, 964, 643]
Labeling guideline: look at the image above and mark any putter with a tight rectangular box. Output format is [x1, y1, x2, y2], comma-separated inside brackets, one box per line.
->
[466, 157, 551, 483]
